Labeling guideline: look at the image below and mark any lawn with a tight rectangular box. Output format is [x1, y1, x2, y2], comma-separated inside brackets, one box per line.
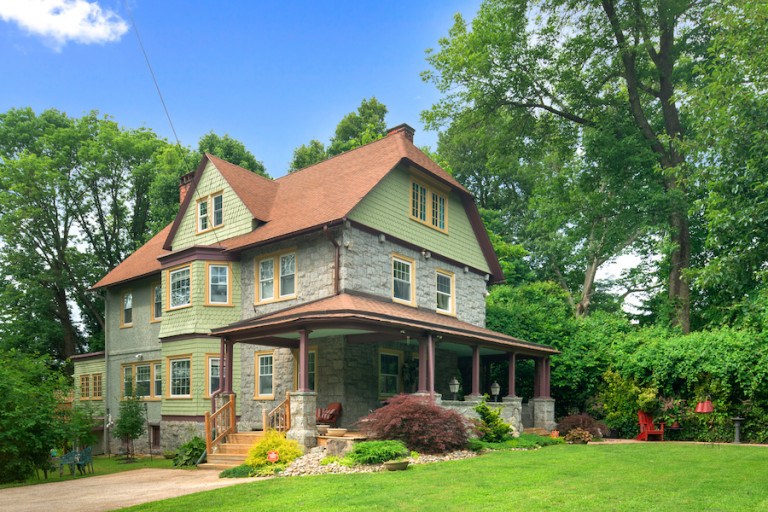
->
[0, 455, 176, 489]
[120, 443, 768, 511]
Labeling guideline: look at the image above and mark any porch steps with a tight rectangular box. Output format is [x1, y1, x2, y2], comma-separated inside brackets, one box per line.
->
[198, 431, 265, 470]
[524, 427, 553, 436]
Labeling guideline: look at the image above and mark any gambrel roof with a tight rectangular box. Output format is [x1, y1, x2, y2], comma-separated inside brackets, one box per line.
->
[93, 125, 502, 289]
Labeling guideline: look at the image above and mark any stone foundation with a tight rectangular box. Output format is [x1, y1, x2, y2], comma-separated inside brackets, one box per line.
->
[441, 396, 522, 437]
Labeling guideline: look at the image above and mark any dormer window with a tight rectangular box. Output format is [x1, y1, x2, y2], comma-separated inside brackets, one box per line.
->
[197, 192, 224, 233]
[410, 179, 448, 233]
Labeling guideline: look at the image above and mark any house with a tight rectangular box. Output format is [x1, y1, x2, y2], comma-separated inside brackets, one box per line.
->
[74, 124, 557, 456]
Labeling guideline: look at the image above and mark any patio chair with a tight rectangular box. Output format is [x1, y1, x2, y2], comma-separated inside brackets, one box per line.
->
[76, 446, 94, 475]
[635, 411, 664, 441]
[58, 451, 79, 477]
[316, 402, 342, 427]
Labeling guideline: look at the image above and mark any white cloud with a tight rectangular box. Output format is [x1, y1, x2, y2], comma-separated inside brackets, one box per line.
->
[0, 0, 128, 50]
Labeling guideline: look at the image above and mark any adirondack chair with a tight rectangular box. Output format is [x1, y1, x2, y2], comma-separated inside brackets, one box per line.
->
[316, 402, 342, 427]
[57, 451, 79, 477]
[635, 411, 665, 441]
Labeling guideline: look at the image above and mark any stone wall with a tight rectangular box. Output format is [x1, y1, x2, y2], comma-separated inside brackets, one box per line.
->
[440, 396, 523, 436]
[159, 420, 205, 451]
[341, 227, 488, 327]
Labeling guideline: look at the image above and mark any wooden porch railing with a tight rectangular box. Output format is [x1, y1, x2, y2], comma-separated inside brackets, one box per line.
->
[262, 393, 291, 432]
[204, 394, 237, 456]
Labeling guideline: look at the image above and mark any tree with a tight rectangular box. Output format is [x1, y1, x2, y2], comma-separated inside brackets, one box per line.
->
[0, 351, 69, 483]
[113, 394, 146, 460]
[424, 0, 715, 331]
[289, 139, 326, 172]
[327, 97, 388, 156]
[197, 132, 268, 177]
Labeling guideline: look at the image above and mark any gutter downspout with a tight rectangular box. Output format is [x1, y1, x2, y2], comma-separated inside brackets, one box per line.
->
[323, 224, 341, 295]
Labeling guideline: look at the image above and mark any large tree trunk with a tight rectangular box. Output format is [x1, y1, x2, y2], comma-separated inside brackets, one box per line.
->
[576, 256, 600, 317]
[668, 208, 691, 333]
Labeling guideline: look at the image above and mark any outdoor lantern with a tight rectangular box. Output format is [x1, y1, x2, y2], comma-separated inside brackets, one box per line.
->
[491, 381, 501, 401]
[695, 398, 714, 414]
[449, 377, 460, 401]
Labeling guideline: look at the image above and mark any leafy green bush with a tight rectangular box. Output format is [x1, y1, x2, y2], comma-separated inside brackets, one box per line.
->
[474, 401, 512, 442]
[245, 430, 303, 469]
[565, 428, 592, 444]
[346, 440, 409, 464]
[113, 394, 146, 459]
[173, 436, 206, 467]
[468, 433, 563, 451]
[219, 464, 252, 478]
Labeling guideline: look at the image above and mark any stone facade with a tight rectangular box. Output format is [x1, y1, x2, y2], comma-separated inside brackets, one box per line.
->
[441, 396, 523, 436]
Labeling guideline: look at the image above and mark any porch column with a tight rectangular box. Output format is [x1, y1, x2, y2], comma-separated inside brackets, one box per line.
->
[533, 357, 542, 398]
[506, 352, 516, 397]
[298, 329, 312, 392]
[543, 357, 551, 399]
[225, 339, 234, 394]
[469, 345, 481, 397]
[427, 332, 436, 397]
[417, 336, 429, 393]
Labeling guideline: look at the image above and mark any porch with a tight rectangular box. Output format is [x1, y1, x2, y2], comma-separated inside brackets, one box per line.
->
[207, 292, 558, 450]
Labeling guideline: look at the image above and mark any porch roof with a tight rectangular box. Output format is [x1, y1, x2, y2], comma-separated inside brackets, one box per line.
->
[211, 292, 558, 356]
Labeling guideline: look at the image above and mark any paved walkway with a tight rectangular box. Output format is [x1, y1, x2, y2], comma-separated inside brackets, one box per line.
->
[0, 468, 253, 512]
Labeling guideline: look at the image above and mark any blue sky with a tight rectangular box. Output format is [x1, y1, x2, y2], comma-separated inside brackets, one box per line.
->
[0, 0, 481, 177]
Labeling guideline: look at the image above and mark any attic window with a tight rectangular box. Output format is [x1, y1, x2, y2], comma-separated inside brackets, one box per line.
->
[197, 192, 224, 233]
[197, 199, 209, 232]
[410, 179, 448, 233]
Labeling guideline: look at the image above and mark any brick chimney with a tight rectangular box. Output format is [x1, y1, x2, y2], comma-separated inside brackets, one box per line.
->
[179, 172, 194, 203]
[386, 123, 415, 143]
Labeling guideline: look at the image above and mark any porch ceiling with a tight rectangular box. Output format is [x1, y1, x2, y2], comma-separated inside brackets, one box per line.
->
[212, 292, 558, 357]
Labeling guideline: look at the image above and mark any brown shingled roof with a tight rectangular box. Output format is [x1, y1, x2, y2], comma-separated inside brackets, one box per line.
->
[93, 126, 502, 289]
[212, 292, 557, 355]
[91, 223, 172, 289]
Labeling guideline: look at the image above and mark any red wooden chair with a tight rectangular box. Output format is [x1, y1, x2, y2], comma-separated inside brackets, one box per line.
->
[635, 411, 665, 441]
[316, 402, 342, 427]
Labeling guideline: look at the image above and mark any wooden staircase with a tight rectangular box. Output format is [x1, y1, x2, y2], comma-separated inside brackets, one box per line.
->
[199, 431, 264, 470]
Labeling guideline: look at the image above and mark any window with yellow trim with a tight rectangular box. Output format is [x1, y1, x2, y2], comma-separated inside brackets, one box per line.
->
[257, 251, 297, 303]
[168, 265, 191, 309]
[80, 375, 90, 400]
[255, 352, 274, 398]
[92, 373, 103, 399]
[392, 254, 415, 306]
[122, 362, 161, 399]
[207, 263, 231, 305]
[151, 283, 162, 321]
[169, 357, 192, 398]
[197, 192, 224, 233]
[410, 179, 448, 232]
[121, 291, 133, 327]
[206, 355, 221, 397]
[293, 349, 317, 392]
[436, 270, 455, 315]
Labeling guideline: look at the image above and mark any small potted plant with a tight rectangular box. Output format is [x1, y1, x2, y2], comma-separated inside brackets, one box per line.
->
[565, 428, 592, 444]
[383, 458, 409, 471]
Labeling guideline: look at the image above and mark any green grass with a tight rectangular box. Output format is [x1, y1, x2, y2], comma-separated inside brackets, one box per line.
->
[0, 455, 176, 489]
[120, 443, 768, 511]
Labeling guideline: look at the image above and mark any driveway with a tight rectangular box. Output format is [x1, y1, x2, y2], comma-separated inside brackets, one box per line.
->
[0, 468, 253, 512]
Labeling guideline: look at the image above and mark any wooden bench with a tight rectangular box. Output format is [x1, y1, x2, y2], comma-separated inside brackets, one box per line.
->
[635, 411, 664, 441]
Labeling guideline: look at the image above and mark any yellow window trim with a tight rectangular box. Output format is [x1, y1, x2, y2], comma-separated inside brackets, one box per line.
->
[150, 281, 163, 323]
[79, 374, 91, 401]
[409, 177, 449, 234]
[391, 253, 417, 307]
[120, 290, 133, 328]
[254, 350, 275, 400]
[291, 347, 318, 391]
[166, 263, 193, 311]
[195, 190, 225, 235]
[435, 268, 456, 316]
[205, 353, 223, 399]
[121, 360, 162, 400]
[255, 248, 298, 305]
[91, 373, 103, 401]
[167, 355, 193, 399]
[378, 348, 404, 399]
[205, 261, 234, 307]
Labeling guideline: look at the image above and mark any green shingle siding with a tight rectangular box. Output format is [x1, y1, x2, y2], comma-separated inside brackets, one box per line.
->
[171, 161, 253, 250]
[348, 166, 490, 273]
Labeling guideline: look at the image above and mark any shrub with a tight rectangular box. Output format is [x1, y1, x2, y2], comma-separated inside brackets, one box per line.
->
[357, 394, 472, 454]
[565, 428, 593, 444]
[219, 464, 252, 478]
[245, 430, 303, 468]
[469, 433, 564, 451]
[556, 413, 607, 439]
[173, 436, 206, 467]
[474, 401, 512, 442]
[346, 440, 409, 465]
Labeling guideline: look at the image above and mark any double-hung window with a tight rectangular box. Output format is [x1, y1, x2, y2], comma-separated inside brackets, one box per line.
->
[135, 365, 151, 397]
[123, 366, 133, 396]
[208, 264, 230, 305]
[170, 358, 191, 397]
[212, 193, 223, 227]
[198, 199, 209, 232]
[436, 270, 455, 314]
[410, 179, 448, 232]
[169, 266, 191, 309]
[208, 357, 221, 396]
[257, 252, 297, 302]
[121, 292, 133, 327]
[392, 255, 415, 305]
[379, 351, 401, 397]
[256, 353, 274, 398]
[154, 363, 162, 397]
[151, 283, 162, 321]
